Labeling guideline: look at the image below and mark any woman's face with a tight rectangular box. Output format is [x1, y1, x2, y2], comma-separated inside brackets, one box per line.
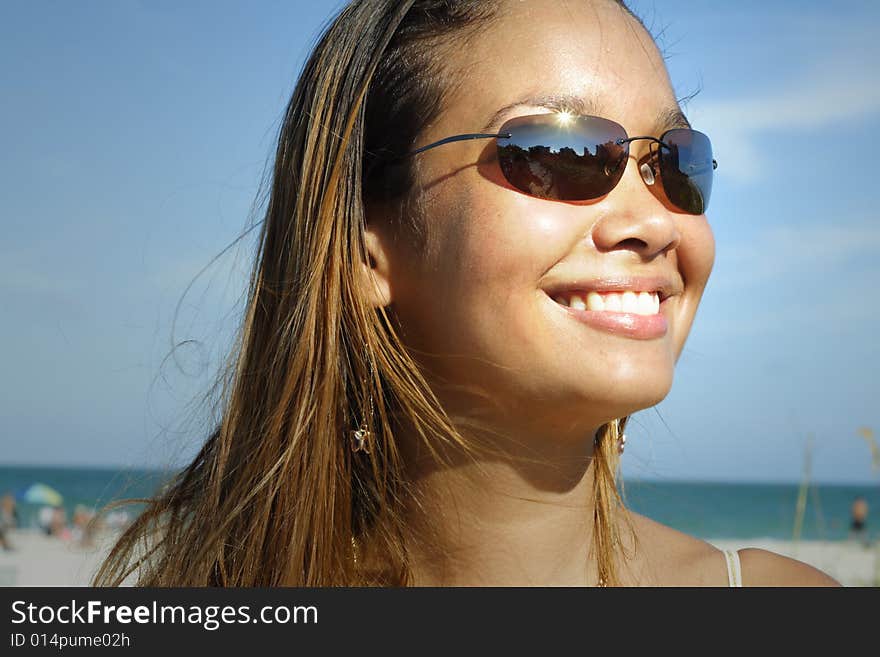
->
[380, 0, 715, 440]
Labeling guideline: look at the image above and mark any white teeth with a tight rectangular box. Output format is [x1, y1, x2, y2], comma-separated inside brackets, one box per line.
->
[586, 291, 605, 311]
[555, 290, 661, 316]
[621, 291, 638, 313]
[603, 293, 622, 312]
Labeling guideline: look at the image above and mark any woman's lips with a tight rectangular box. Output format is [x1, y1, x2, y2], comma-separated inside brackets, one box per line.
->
[552, 296, 670, 340]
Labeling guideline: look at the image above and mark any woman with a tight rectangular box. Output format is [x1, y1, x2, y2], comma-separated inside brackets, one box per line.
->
[0, 493, 17, 551]
[95, 0, 838, 586]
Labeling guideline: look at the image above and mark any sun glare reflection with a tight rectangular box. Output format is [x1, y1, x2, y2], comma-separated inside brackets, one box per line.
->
[555, 110, 574, 126]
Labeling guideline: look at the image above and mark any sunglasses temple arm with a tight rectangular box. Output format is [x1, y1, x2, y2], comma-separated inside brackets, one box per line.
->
[407, 132, 510, 156]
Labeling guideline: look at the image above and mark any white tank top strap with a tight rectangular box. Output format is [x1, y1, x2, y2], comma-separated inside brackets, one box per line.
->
[722, 549, 743, 587]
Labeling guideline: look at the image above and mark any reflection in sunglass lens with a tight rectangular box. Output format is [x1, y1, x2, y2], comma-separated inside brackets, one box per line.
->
[658, 128, 714, 215]
[496, 115, 628, 201]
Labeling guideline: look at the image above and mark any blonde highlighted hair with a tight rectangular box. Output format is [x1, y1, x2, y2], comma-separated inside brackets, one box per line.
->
[94, 0, 639, 588]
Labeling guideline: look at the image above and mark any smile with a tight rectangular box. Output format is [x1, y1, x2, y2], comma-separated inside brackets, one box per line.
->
[545, 289, 671, 340]
[551, 290, 661, 316]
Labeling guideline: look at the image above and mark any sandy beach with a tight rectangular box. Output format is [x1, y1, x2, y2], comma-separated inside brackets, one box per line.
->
[0, 529, 123, 587]
[0, 529, 877, 586]
[709, 538, 879, 587]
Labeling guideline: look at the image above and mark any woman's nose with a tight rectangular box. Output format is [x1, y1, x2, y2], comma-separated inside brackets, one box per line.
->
[589, 160, 681, 259]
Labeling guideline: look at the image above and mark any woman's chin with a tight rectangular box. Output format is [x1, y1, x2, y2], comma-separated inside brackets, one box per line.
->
[570, 377, 673, 424]
[493, 383, 671, 441]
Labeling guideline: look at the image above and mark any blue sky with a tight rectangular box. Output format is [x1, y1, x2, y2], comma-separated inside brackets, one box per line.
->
[2, 1, 878, 484]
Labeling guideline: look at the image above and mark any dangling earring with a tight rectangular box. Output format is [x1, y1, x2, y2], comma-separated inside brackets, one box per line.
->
[351, 425, 371, 454]
[350, 345, 375, 455]
[350, 410, 373, 454]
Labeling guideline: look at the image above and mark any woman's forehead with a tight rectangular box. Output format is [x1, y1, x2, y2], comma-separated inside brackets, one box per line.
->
[434, 0, 677, 135]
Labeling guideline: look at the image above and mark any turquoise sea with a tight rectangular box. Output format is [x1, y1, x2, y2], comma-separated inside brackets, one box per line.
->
[1, 465, 877, 542]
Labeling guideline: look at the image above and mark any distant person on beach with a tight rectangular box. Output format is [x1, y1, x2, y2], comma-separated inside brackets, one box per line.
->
[104, 510, 131, 531]
[47, 505, 71, 541]
[95, 0, 839, 587]
[38, 505, 56, 536]
[71, 505, 98, 547]
[0, 492, 17, 551]
[849, 497, 869, 545]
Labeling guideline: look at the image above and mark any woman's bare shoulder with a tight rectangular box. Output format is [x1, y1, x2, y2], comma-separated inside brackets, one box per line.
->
[623, 511, 731, 586]
[623, 511, 841, 587]
[737, 548, 841, 587]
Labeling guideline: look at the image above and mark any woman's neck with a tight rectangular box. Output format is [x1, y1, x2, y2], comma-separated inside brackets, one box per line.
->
[402, 426, 604, 586]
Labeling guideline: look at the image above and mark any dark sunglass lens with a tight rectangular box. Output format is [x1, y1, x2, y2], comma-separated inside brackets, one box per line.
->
[658, 129, 715, 214]
[496, 115, 628, 201]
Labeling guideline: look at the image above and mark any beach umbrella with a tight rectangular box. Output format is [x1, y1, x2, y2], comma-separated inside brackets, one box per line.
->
[16, 483, 64, 506]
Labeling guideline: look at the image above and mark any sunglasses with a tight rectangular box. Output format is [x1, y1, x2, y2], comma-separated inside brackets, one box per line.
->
[407, 113, 717, 215]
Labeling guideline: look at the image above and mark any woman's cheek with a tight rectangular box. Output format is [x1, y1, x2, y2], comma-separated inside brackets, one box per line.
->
[669, 217, 715, 359]
[463, 195, 577, 282]
[678, 216, 716, 292]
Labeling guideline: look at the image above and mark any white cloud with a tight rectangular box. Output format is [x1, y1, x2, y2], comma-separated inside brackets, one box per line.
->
[684, 22, 880, 184]
[717, 220, 880, 288]
[700, 219, 880, 337]
[689, 72, 880, 184]
[0, 248, 84, 297]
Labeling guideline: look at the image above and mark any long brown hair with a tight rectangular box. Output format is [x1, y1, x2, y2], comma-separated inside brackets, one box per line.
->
[94, 0, 639, 587]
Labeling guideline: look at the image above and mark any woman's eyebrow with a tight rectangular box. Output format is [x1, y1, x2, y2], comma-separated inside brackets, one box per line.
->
[480, 94, 692, 134]
[655, 107, 692, 133]
[480, 93, 601, 131]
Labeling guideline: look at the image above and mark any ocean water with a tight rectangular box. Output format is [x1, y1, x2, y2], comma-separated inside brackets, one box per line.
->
[0, 465, 173, 532]
[623, 479, 879, 541]
[1, 465, 877, 541]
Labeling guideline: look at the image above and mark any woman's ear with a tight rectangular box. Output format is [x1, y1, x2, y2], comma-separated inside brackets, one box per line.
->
[358, 221, 394, 308]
